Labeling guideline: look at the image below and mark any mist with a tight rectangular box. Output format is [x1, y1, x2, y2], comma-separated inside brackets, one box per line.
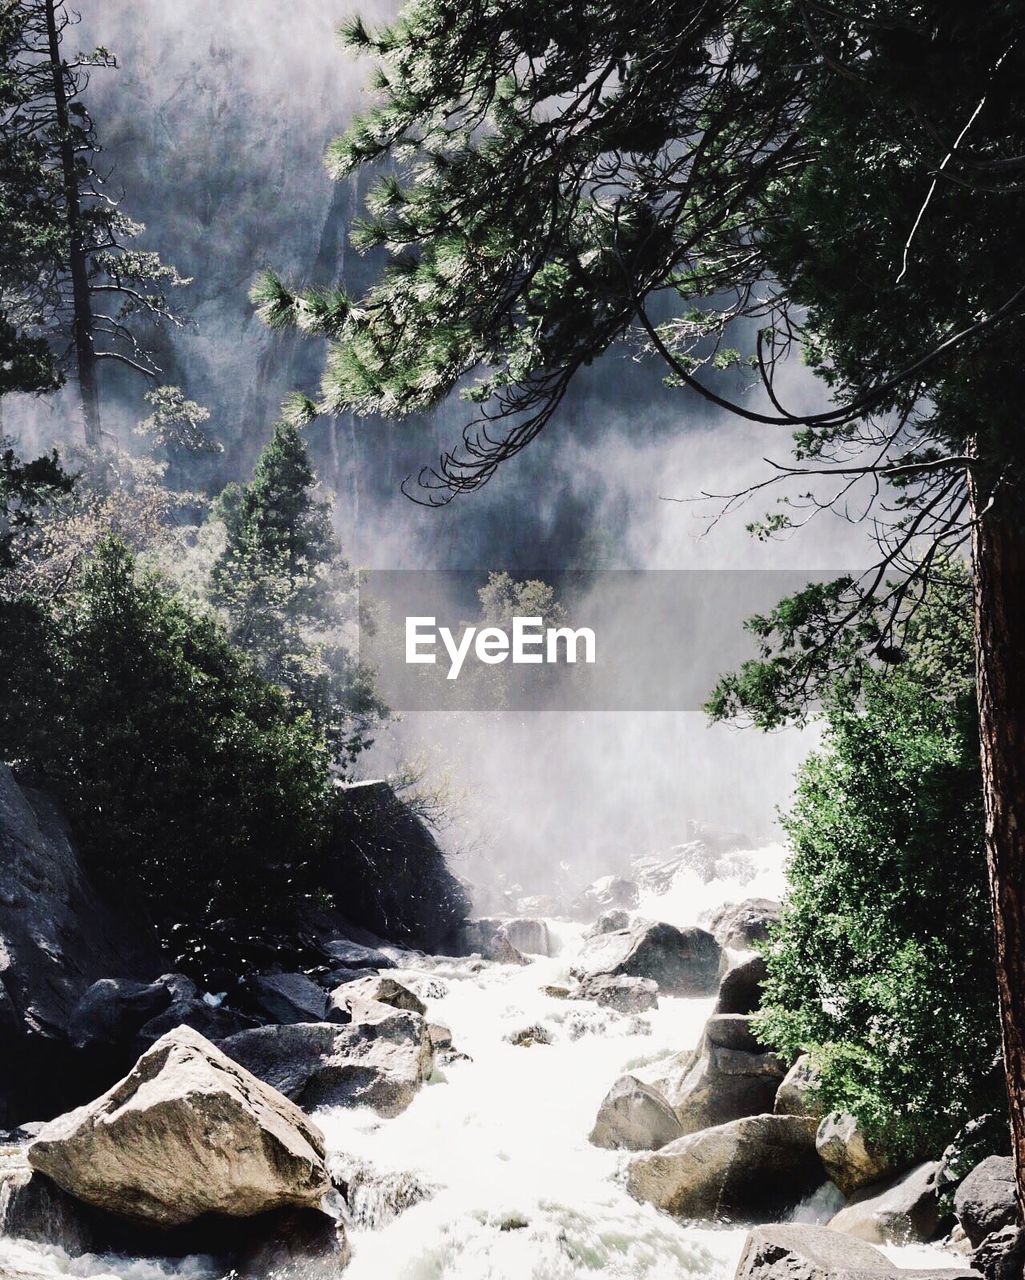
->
[12, 0, 879, 900]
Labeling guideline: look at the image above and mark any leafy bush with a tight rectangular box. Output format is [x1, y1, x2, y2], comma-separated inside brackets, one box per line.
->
[1, 536, 334, 982]
[754, 574, 1003, 1160]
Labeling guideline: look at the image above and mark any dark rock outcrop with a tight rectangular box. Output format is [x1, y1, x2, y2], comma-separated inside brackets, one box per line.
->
[68, 974, 256, 1087]
[571, 922, 722, 996]
[245, 973, 331, 1025]
[955, 1157, 1020, 1248]
[972, 1225, 1025, 1280]
[570, 876, 640, 921]
[326, 780, 470, 954]
[0, 765, 164, 1125]
[716, 954, 768, 1015]
[220, 1006, 433, 1117]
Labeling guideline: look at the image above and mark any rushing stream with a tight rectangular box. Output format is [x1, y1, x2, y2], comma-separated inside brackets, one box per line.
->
[0, 843, 965, 1280]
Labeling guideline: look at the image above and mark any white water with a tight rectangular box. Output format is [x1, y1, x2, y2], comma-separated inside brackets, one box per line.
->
[0, 843, 965, 1279]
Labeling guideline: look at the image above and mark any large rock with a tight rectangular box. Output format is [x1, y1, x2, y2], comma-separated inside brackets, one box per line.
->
[585, 909, 631, 938]
[829, 1162, 943, 1244]
[589, 1075, 683, 1151]
[501, 918, 552, 957]
[459, 919, 530, 965]
[626, 1114, 822, 1219]
[27, 1026, 330, 1228]
[220, 1007, 433, 1118]
[572, 974, 658, 1014]
[816, 1112, 894, 1196]
[955, 1157, 1019, 1248]
[716, 954, 768, 1015]
[69, 974, 255, 1084]
[653, 1014, 787, 1135]
[733, 1223, 979, 1280]
[246, 974, 330, 1025]
[571, 922, 722, 996]
[327, 780, 470, 954]
[0, 1148, 95, 1254]
[329, 975, 426, 1017]
[972, 1225, 1025, 1280]
[570, 876, 639, 922]
[0, 766, 163, 1125]
[708, 898, 782, 951]
[775, 1054, 823, 1119]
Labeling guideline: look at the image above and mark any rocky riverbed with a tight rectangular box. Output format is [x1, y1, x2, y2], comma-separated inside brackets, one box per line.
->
[2, 815, 999, 1280]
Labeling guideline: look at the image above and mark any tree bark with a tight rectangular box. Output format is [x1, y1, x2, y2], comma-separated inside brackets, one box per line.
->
[971, 477, 1025, 1210]
[44, 0, 101, 449]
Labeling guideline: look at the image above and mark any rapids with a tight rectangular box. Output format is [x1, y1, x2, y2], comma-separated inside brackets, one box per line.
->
[0, 843, 966, 1280]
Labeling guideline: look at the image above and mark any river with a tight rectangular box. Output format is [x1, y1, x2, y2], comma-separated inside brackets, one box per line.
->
[0, 842, 965, 1280]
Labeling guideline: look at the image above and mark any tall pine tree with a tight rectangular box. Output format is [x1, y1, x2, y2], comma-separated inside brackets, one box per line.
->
[0, 0, 188, 441]
[209, 420, 383, 768]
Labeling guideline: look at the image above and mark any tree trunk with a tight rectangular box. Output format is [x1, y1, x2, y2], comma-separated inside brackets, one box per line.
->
[44, 0, 101, 449]
[971, 480, 1025, 1211]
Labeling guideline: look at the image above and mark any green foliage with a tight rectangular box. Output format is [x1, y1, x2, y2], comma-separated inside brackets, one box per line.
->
[754, 569, 1001, 1159]
[209, 420, 385, 768]
[0, 1, 189, 410]
[0, 438, 72, 570]
[0, 536, 335, 981]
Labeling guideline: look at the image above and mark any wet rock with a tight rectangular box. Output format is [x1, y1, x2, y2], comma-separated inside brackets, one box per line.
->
[571, 921, 722, 996]
[972, 1224, 1025, 1280]
[326, 780, 470, 954]
[245, 973, 330, 1025]
[816, 1111, 894, 1196]
[586, 909, 631, 938]
[955, 1156, 1019, 1248]
[589, 1075, 684, 1152]
[829, 1162, 943, 1244]
[28, 1026, 329, 1228]
[708, 898, 782, 951]
[221, 1007, 433, 1118]
[733, 1222, 979, 1280]
[459, 919, 530, 965]
[650, 1014, 786, 1135]
[505, 1024, 553, 1047]
[0, 766, 164, 1125]
[775, 1054, 823, 1119]
[0, 1148, 95, 1253]
[626, 1113, 822, 1220]
[329, 1153, 437, 1231]
[716, 954, 768, 1015]
[235, 1207, 350, 1280]
[426, 1023, 452, 1050]
[573, 973, 658, 1014]
[329, 975, 426, 1017]
[570, 876, 640, 921]
[322, 937, 398, 971]
[501, 918, 553, 957]
[937, 1116, 1012, 1198]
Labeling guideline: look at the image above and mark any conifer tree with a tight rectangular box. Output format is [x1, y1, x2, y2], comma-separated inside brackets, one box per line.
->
[0, 0, 188, 440]
[258, 0, 1025, 1204]
[209, 420, 383, 768]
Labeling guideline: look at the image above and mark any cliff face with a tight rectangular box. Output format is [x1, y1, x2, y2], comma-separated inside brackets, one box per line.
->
[0, 766, 164, 1127]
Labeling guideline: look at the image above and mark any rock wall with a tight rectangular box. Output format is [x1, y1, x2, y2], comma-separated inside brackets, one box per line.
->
[0, 766, 164, 1126]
